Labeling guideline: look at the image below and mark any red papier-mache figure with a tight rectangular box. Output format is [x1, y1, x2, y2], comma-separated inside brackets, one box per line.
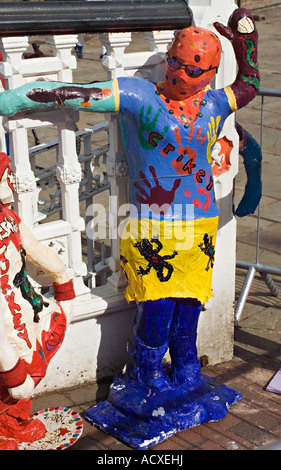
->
[0, 153, 75, 449]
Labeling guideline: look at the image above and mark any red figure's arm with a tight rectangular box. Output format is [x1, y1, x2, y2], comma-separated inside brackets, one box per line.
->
[214, 8, 260, 110]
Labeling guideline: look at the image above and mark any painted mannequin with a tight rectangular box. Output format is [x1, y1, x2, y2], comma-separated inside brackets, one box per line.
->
[0, 153, 75, 449]
[0, 8, 259, 446]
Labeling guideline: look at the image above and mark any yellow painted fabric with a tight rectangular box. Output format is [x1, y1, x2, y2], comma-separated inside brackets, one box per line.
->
[120, 216, 218, 304]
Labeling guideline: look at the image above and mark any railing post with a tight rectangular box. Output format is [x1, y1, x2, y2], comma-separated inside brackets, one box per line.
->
[83, 132, 97, 288]
[142, 30, 175, 82]
[0, 36, 29, 88]
[99, 32, 132, 290]
[45, 34, 77, 82]
[9, 125, 37, 227]
[0, 36, 38, 227]
[56, 119, 90, 296]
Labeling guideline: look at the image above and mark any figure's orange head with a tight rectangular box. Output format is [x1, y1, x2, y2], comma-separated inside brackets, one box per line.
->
[164, 26, 222, 100]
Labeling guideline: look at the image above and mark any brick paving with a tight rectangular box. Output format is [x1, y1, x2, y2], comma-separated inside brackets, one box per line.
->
[31, 355, 281, 451]
[30, 5, 281, 452]
[31, 353, 281, 451]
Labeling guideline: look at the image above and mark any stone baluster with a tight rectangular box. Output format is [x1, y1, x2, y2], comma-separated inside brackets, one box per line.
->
[99, 32, 132, 80]
[0, 36, 29, 89]
[56, 117, 90, 296]
[142, 30, 175, 82]
[0, 37, 37, 227]
[45, 34, 77, 82]
[99, 32, 132, 290]
[84, 132, 97, 289]
[9, 125, 37, 227]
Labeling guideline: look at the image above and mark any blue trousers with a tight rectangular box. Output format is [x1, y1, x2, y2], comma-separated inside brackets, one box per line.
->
[130, 297, 202, 390]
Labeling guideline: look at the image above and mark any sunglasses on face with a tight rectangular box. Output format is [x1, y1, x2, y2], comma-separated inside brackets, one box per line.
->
[167, 56, 218, 78]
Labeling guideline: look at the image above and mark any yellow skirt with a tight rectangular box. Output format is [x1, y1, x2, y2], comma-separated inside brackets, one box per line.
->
[120, 216, 219, 304]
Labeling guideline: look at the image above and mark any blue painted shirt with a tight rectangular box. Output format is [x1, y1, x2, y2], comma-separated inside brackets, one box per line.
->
[117, 76, 234, 221]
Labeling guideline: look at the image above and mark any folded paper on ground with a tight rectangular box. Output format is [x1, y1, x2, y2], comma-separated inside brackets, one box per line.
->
[266, 369, 281, 394]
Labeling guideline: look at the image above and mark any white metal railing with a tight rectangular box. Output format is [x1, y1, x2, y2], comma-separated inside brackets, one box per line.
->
[235, 87, 281, 324]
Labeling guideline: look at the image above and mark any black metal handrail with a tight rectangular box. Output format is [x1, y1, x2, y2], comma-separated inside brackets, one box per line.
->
[258, 87, 281, 98]
[0, 0, 192, 37]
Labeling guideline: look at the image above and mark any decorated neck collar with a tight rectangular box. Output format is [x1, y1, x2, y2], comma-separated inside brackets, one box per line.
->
[155, 84, 210, 128]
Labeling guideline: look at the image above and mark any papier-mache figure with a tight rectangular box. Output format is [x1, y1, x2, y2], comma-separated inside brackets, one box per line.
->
[0, 8, 259, 448]
[0, 153, 75, 449]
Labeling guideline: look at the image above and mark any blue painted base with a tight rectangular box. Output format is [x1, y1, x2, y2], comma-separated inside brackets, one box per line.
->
[85, 369, 242, 450]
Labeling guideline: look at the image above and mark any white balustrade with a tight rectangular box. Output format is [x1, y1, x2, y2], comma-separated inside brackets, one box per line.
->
[0, 33, 91, 298]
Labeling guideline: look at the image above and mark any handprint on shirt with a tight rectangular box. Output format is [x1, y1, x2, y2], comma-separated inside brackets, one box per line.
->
[134, 166, 181, 214]
[206, 115, 221, 163]
[133, 105, 169, 150]
[172, 125, 206, 175]
[192, 170, 214, 211]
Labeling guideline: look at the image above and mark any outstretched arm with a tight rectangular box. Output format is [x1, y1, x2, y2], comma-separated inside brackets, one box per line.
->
[19, 221, 69, 284]
[0, 79, 119, 116]
[214, 8, 260, 110]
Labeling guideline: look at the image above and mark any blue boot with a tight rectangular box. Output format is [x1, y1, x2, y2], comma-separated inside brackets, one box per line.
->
[127, 298, 175, 390]
[128, 336, 174, 390]
[170, 332, 203, 391]
[169, 299, 203, 391]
